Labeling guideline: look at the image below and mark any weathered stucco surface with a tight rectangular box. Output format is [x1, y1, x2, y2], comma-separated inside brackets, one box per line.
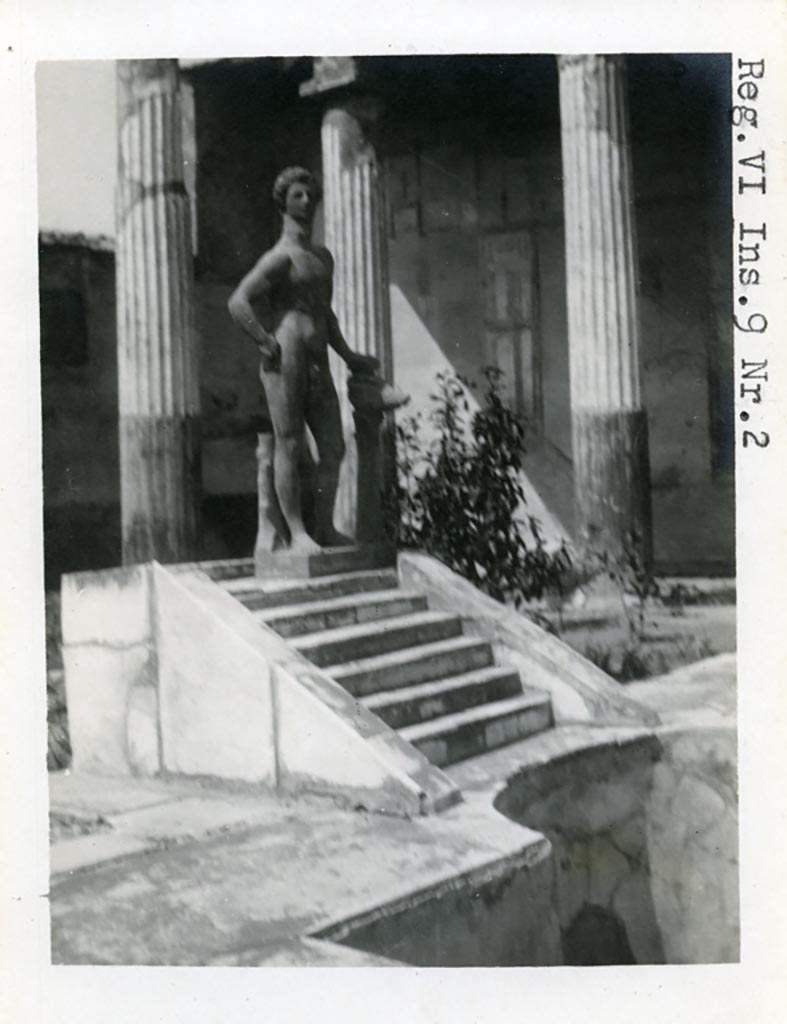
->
[61, 564, 156, 776]
[451, 655, 738, 964]
[629, 654, 739, 962]
[61, 561, 459, 816]
[49, 774, 555, 966]
[491, 731, 666, 964]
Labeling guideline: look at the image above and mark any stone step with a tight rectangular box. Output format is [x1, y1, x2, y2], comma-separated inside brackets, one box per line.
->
[257, 589, 428, 638]
[255, 543, 395, 580]
[174, 558, 255, 582]
[292, 611, 463, 669]
[399, 692, 553, 767]
[330, 636, 495, 697]
[361, 666, 524, 730]
[221, 569, 401, 611]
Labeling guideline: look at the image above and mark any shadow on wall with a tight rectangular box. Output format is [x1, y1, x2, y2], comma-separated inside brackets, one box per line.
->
[563, 904, 636, 966]
[389, 285, 567, 548]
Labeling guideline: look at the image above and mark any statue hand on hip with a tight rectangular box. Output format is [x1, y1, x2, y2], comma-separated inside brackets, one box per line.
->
[257, 336, 282, 373]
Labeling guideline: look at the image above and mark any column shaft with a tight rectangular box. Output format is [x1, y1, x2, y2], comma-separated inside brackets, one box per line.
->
[116, 59, 200, 564]
[558, 54, 652, 562]
[321, 101, 392, 536]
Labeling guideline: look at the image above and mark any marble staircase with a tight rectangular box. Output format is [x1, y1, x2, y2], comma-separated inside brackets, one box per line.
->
[216, 548, 553, 769]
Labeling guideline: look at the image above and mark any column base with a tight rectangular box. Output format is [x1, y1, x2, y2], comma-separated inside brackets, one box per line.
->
[572, 408, 652, 565]
[120, 413, 201, 565]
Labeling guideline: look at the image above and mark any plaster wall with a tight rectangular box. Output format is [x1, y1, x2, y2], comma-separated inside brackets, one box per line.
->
[154, 566, 277, 783]
[383, 136, 729, 480]
[324, 847, 561, 967]
[61, 564, 156, 776]
[40, 244, 122, 581]
[645, 724, 739, 962]
[494, 737, 666, 964]
[493, 723, 738, 964]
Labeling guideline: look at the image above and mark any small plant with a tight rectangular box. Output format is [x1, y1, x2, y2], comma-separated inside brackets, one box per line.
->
[389, 368, 572, 606]
[583, 642, 616, 677]
[586, 529, 659, 645]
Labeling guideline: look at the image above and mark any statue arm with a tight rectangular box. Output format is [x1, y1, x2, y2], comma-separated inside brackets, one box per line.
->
[318, 247, 380, 375]
[227, 250, 289, 364]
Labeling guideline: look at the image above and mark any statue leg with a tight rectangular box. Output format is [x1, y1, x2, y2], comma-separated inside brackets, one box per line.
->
[305, 361, 353, 547]
[254, 431, 290, 556]
[260, 341, 321, 555]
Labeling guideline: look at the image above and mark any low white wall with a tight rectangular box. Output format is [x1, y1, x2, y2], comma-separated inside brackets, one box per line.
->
[61, 564, 158, 776]
[61, 561, 460, 817]
[154, 566, 277, 784]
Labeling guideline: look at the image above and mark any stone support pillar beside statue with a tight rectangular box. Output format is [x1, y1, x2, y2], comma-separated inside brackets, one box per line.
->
[558, 54, 652, 564]
[348, 372, 408, 545]
[115, 59, 200, 564]
[317, 82, 393, 536]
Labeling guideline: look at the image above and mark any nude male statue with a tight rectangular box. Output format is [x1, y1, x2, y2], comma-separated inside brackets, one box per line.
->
[228, 167, 378, 554]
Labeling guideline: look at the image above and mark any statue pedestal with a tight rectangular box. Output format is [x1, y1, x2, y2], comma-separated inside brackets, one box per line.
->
[254, 543, 395, 580]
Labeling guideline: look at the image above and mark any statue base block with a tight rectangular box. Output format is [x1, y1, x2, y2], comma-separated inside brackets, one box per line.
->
[254, 543, 396, 580]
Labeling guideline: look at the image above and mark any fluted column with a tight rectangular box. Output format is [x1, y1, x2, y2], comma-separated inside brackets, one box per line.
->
[321, 99, 392, 536]
[558, 55, 652, 563]
[115, 59, 200, 564]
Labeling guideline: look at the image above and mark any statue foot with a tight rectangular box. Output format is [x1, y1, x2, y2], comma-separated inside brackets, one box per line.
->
[287, 532, 323, 556]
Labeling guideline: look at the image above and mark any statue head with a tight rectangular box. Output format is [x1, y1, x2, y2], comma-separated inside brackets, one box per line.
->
[272, 167, 323, 223]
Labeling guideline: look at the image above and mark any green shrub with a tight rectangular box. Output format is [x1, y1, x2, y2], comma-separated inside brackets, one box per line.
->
[390, 368, 572, 605]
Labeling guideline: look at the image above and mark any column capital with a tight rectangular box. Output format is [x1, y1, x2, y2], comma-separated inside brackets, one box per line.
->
[558, 54, 625, 71]
[299, 57, 384, 118]
[117, 59, 181, 124]
[300, 56, 360, 97]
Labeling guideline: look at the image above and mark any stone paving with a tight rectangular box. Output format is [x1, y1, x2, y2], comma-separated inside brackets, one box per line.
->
[48, 769, 548, 965]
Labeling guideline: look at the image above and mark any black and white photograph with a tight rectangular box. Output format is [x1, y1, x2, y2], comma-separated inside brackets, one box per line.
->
[2, 0, 786, 1019]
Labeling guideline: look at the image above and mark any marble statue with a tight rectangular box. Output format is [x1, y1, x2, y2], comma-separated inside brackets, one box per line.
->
[228, 166, 404, 554]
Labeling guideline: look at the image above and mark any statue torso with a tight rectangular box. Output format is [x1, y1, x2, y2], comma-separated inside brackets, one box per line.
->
[257, 244, 333, 359]
[270, 246, 332, 319]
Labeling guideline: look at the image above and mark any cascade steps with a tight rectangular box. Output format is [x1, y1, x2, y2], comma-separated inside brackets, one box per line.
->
[256, 589, 427, 638]
[218, 548, 553, 768]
